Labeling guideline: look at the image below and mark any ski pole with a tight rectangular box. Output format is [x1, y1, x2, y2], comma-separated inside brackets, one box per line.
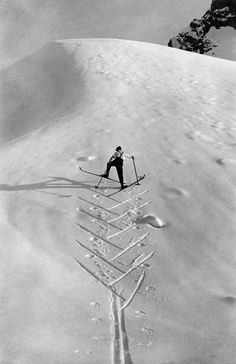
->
[132, 156, 140, 185]
[95, 175, 103, 189]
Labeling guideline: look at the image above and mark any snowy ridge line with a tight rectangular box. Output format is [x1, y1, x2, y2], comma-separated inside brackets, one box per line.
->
[107, 224, 135, 239]
[108, 201, 151, 223]
[108, 250, 156, 286]
[78, 207, 123, 231]
[74, 258, 126, 301]
[108, 190, 149, 210]
[75, 239, 126, 274]
[76, 223, 123, 250]
[109, 231, 151, 262]
[77, 196, 119, 215]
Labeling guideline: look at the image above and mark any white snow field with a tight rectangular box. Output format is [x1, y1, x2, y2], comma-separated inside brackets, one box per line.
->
[0, 39, 236, 364]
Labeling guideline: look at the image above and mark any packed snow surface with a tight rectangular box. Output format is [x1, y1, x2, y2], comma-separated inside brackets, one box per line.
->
[0, 39, 236, 364]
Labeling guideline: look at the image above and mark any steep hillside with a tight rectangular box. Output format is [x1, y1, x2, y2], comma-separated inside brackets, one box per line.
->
[0, 0, 208, 70]
[0, 39, 235, 364]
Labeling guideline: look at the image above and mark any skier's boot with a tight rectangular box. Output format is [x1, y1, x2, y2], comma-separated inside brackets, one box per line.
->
[121, 184, 128, 190]
[101, 173, 109, 178]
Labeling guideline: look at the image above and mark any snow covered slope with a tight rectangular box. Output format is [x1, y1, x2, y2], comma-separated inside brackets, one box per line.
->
[0, 39, 236, 364]
[0, 0, 208, 70]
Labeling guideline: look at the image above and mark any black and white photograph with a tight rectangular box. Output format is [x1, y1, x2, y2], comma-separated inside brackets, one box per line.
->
[0, 1, 236, 363]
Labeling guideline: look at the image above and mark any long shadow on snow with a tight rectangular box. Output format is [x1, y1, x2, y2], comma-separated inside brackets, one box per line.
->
[0, 176, 118, 196]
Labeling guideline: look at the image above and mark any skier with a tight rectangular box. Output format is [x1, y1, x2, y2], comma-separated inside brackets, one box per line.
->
[101, 146, 133, 189]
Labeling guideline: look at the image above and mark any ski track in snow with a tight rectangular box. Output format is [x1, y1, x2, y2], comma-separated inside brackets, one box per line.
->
[0, 38, 235, 364]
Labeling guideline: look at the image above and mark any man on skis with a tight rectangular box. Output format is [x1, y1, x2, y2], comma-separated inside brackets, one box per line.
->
[101, 146, 133, 189]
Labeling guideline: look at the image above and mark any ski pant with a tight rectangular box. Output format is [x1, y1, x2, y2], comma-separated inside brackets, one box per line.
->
[106, 160, 124, 186]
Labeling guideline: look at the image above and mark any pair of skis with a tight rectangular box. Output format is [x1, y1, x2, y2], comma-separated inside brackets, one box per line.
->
[79, 167, 145, 197]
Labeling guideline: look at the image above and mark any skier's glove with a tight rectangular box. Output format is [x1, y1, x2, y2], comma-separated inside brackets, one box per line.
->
[131, 156, 134, 159]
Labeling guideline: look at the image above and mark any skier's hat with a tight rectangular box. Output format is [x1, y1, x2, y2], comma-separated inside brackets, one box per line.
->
[116, 146, 122, 151]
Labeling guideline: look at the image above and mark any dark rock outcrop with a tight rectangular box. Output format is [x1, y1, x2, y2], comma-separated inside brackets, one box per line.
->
[168, 0, 236, 56]
[211, 0, 236, 13]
